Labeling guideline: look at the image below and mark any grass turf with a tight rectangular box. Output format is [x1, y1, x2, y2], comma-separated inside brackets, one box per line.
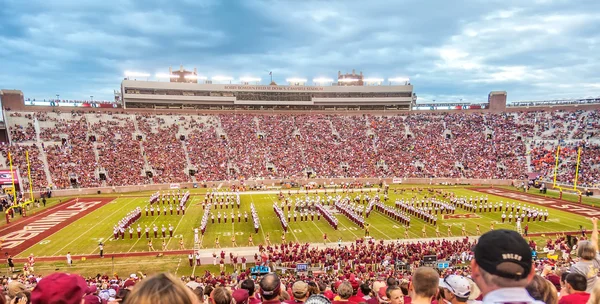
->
[11, 186, 589, 260]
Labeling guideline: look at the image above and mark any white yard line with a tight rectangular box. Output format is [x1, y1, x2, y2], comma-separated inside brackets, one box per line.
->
[174, 258, 182, 275]
[126, 213, 162, 253]
[166, 196, 197, 249]
[51, 198, 136, 256]
[336, 219, 360, 239]
[371, 210, 420, 238]
[266, 195, 298, 242]
[249, 195, 267, 241]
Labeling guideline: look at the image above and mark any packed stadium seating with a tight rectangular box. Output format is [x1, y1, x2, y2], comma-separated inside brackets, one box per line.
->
[2, 109, 599, 190]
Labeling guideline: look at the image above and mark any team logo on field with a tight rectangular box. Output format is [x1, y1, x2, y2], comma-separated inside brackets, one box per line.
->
[443, 213, 481, 220]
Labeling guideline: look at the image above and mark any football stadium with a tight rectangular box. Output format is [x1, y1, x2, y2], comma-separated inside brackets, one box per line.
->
[1, 2, 600, 303]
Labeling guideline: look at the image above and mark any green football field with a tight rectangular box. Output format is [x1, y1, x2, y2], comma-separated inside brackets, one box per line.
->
[12, 185, 590, 260]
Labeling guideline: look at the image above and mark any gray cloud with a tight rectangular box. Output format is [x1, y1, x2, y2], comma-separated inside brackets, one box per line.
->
[0, 0, 599, 102]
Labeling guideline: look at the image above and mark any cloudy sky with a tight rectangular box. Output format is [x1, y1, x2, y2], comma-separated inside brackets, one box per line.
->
[1, 0, 599, 103]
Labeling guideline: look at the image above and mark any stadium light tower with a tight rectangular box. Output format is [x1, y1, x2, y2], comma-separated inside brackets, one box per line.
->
[363, 78, 384, 86]
[313, 77, 334, 86]
[388, 77, 410, 85]
[156, 73, 180, 80]
[124, 71, 151, 80]
[90, 95, 94, 102]
[286, 78, 307, 86]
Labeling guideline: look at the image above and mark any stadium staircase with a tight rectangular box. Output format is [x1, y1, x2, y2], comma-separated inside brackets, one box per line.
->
[32, 117, 54, 186]
[181, 141, 196, 182]
[133, 117, 154, 183]
[0, 151, 7, 168]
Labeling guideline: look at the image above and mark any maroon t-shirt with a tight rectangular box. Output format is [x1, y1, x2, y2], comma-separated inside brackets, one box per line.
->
[558, 292, 590, 304]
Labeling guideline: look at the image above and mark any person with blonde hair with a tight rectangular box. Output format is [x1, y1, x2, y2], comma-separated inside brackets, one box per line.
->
[587, 280, 600, 304]
[124, 272, 199, 304]
[525, 275, 557, 304]
[210, 287, 232, 304]
[571, 217, 600, 293]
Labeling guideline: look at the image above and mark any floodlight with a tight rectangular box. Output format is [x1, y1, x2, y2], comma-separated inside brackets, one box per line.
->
[286, 78, 307, 83]
[388, 77, 410, 82]
[156, 73, 179, 78]
[185, 75, 207, 80]
[363, 78, 385, 82]
[313, 78, 334, 83]
[338, 78, 359, 82]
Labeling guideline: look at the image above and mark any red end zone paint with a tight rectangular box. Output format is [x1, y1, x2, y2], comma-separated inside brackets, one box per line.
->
[443, 213, 481, 220]
[1, 197, 114, 256]
[472, 188, 600, 217]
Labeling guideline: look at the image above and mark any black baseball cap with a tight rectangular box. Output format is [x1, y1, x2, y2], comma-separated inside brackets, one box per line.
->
[474, 229, 532, 280]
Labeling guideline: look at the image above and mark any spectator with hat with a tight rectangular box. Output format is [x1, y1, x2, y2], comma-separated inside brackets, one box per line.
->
[285, 281, 309, 304]
[31, 272, 88, 304]
[439, 275, 471, 304]
[233, 288, 250, 304]
[470, 229, 543, 304]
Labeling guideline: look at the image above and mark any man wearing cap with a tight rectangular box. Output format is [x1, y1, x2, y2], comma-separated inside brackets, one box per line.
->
[470, 229, 543, 304]
[31, 272, 88, 304]
[260, 273, 283, 304]
[439, 275, 471, 304]
[284, 281, 309, 304]
[233, 288, 250, 304]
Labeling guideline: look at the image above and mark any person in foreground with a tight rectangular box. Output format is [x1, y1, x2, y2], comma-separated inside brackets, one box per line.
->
[408, 267, 439, 304]
[557, 273, 589, 304]
[124, 272, 198, 304]
[470, 229, 544, 304]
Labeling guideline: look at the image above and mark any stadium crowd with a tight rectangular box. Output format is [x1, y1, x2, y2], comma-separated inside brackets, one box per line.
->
[2, 109, 599, 189]
[5, 223, 600, 304]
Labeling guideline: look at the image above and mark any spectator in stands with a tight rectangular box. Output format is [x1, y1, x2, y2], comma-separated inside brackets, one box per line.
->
[525, 275, 557, 304]
[211, 287, 232, 304]
[305, 294, 332, 304]
[470, 230, 541, 304]
[332, 282, 354, 304]
[557, 273, 589, 304]
[408, 267, 439, 304]
[588, 280, 600, 304]
[260, 273, 283, 304]
[124, 272, 198, 304]
[286, 281, 309, 304]
[385, 285, 404, 304]
[438, 275, 471, 304]
[232, 289, 249, 304]
[241, 279, 261, 304]
[570, 217, 599, 293]
[31, 272, 88, 304]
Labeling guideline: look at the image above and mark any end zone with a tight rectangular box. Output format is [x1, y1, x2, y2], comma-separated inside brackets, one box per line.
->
[472, 188, 600, 217]
[443, 213, 481, 220]
[1, 197, 115, 256]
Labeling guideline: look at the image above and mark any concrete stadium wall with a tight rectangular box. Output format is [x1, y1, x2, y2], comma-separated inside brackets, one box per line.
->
[30, 178, 523, 198]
